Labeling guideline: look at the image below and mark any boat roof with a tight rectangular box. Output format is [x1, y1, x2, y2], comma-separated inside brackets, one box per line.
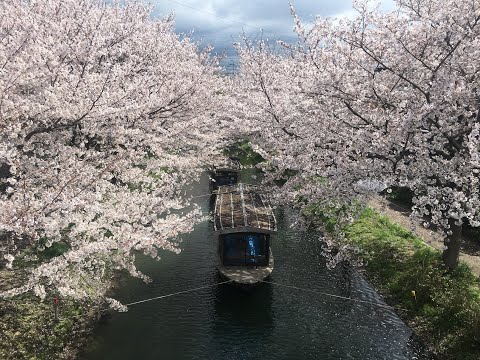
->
[213, 183, 277, 234]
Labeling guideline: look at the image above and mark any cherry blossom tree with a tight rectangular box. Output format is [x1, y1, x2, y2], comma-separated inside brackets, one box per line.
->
[235, 0, 480, 269]
[0, 0, 225, 307]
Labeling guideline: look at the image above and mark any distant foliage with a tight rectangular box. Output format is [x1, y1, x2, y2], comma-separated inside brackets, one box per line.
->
[384, 187, 414, 207]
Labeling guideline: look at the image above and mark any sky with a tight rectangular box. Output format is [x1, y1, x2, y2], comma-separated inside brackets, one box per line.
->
[150, 0, 396, 71]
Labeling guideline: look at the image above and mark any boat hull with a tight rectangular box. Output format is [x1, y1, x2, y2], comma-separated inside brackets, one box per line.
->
[217, 250, 274, 289]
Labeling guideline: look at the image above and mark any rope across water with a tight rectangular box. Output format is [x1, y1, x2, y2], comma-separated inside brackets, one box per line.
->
[124, 280, 234, 306]
[121, 278, 409, 313]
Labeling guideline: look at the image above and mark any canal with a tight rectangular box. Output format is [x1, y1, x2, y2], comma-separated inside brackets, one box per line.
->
[81, 171, 432, 360]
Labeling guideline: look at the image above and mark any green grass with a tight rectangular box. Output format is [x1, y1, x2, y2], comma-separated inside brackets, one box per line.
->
[0, 286, 97, 360]
[340, 208, 480, 360]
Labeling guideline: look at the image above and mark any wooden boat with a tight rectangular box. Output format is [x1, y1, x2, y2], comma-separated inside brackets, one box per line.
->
[213, 183, 277, 287]
[209, 158, 240, 192]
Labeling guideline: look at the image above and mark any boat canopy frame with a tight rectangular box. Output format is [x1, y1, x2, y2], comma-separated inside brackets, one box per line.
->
[213, 183, 277, 235]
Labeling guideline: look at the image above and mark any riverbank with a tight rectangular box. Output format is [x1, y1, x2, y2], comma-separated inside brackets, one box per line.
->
[0, 268, 104, 360]
[368, 196, 480, 276]
[328, 206, 480, 360]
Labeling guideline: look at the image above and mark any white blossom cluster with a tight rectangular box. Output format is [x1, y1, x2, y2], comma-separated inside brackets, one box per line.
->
[0, 0, 227, 305]
[233, 0, 480, 266]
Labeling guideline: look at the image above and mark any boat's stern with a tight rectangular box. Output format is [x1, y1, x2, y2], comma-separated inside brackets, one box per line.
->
[218, 249, 274, 288]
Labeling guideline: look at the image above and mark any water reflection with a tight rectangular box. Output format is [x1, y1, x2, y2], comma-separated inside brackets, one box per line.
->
[82, 171, 433, 360]
[210, 277, 274, 359]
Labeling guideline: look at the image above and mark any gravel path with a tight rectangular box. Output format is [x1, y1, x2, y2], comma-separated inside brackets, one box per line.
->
[368, 196, 480, 277]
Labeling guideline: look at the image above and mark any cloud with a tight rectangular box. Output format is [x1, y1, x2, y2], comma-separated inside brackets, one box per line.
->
[150, 0, 396, 59]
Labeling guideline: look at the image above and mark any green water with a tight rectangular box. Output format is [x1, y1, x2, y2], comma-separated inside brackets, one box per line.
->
[82, 172, 432, 360]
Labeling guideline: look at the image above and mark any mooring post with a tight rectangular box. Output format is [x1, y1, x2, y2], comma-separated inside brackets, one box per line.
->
[53, 296, 59, 321]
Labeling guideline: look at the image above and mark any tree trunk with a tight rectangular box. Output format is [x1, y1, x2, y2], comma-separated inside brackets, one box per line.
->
[442, 218, 462, 269]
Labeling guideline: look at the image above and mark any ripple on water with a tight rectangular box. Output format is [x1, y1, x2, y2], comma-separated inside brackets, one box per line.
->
[82, 173, 433, 360]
